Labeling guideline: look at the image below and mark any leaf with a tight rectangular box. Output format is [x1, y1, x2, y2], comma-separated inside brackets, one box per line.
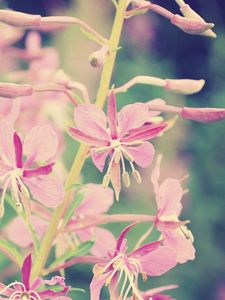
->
[49, 240, 94, 269]
[63, 192, 84, 226]
[80, 28, 105, 46]
[0, 239, 23, 266]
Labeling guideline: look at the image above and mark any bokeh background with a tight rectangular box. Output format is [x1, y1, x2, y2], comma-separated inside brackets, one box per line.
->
[1, 0, 225, 299]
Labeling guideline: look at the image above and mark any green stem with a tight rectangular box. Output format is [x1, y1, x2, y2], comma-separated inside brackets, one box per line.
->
[31, 0, 127, 279]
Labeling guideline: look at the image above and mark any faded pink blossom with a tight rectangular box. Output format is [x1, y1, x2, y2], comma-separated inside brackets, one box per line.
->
[0, 254, 71, 299]
[90, 223, 177, 300]
[151, 155, 195, 263]
[69, 91, 167, 200]
[0, 122, 64, 216]
[6, 184, 115, 257]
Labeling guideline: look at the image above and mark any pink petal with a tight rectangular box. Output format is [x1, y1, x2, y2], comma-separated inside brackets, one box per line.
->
[23, 175, 64, 207]
[125, 142, 155, 168]
[0, 121, 16, 167]
[6, 215, 47, 247]
[158, 178, 183, 218]
[24, 125, 58, 163]
[118, 102, 149, 137]
[76, 184, 114, 215]
[163, 229, 195, 263]
[90, 273, 108, 300]
[116, 223, 137, 252]
[21, 254, 32, 290]
[151, 155, 162, 196]
[74, 104, 109, 140]
[0, 160, 12, 176]
[122, 123, 167, 143]
[107, 91, 118, 139]
[140, 246, 177, 276]
[23, 163, 54, 177]
[13, 132, 23, 168]
[77, 227, 116, 257]
[68, 127, 108, 147]
[91, 149, 110, 172]
[110, 161, 121, 201]
[181, 107, 225, 123]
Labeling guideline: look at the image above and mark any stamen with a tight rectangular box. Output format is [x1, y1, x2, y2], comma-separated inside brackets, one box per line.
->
[0, 176, 11, 218]
[132, 170, 142, 184]
[95, 253, 124, 276]
[0, 281, 25, 296]
[15, 176, 30, 198]
[121, 148, 134, 162]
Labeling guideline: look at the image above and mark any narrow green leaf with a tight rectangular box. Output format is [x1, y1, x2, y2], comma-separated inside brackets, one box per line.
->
[0, 239, 23, 266]
[49, 240, 94, 269]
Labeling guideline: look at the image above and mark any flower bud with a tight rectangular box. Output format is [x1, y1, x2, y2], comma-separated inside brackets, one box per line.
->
[0, 83, 33, 98]
[88, 45, 108, 68]
[171, 14, 214, 35]
[0, 10, 41, 27]
[181, 107, 225, 123]
[102, 174, 111, 187]
[54, 69, 70, 87]
[180, 4, 216, 38]
[165, 79, 205, 95]
[130, 0, 149, 13]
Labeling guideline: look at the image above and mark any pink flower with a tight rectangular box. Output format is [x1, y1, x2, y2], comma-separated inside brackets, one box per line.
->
[6, 184, 115, 257]
[127, 284, 178, 300]
[90, 223, 177, 300]
[69, 91, 167, 199]
[0, 254, 71, 299]
[0, 122, 64, 216]
[151, 155, 195, 263]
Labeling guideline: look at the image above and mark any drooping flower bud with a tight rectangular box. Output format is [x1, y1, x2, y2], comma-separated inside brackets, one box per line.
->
[0, 10, 41, 27]
[88, 45, 109, 68]
[0, 83, 33, 98]
[180, 4, 217, 38]
[171, 14, 214, 35]
[165, 79, 205, 95]
[54, 69, 71, 87]
[181, 107, 225, 123]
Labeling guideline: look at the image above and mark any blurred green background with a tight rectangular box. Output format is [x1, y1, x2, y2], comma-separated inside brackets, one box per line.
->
[1, 0, 225, 299]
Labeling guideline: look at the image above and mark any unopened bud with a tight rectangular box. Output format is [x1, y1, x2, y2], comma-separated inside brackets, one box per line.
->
[0, 83, 33, 98]
[171, 14, 214, 35]
[181, 107, 225, 123]
[0, 10, 41, 27]
[88, 45, 108, 68]
[102, 173, 111, 187]
[122, 171, 130, 188]
[165, 79, 205, 95]
[130, 0, 149, 13]
[21, 185, 30, 198]
[132, 170, 142, 184]
[180, 4, 217, 38]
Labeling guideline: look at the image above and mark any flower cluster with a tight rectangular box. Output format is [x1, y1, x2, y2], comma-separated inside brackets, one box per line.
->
[0, 1, 223, 300]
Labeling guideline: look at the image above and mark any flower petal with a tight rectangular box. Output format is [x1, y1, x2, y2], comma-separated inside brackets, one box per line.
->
[23, 175, 64, 207]
[23, 163, 54, 178]
[122, 123, 167, 143]
[24, 125, 58, 163]
[74, 104, 109, 140]
[140, 246, 177, 276]
[13, 132, 23, 168]
[0, 121, 16, 167]
[118, 102, 149, 137]
[21, 254, 32, 290]
[158, 178, 183, 217]
[90, 273, 109, 300]
[68, 127, 108, 147]
[76, 184, 114, 215]
[91, 149, 110, 172]
[107, 91, 118, 139]
[0, 160, 12, 176]
[125, 142, 155, 168]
